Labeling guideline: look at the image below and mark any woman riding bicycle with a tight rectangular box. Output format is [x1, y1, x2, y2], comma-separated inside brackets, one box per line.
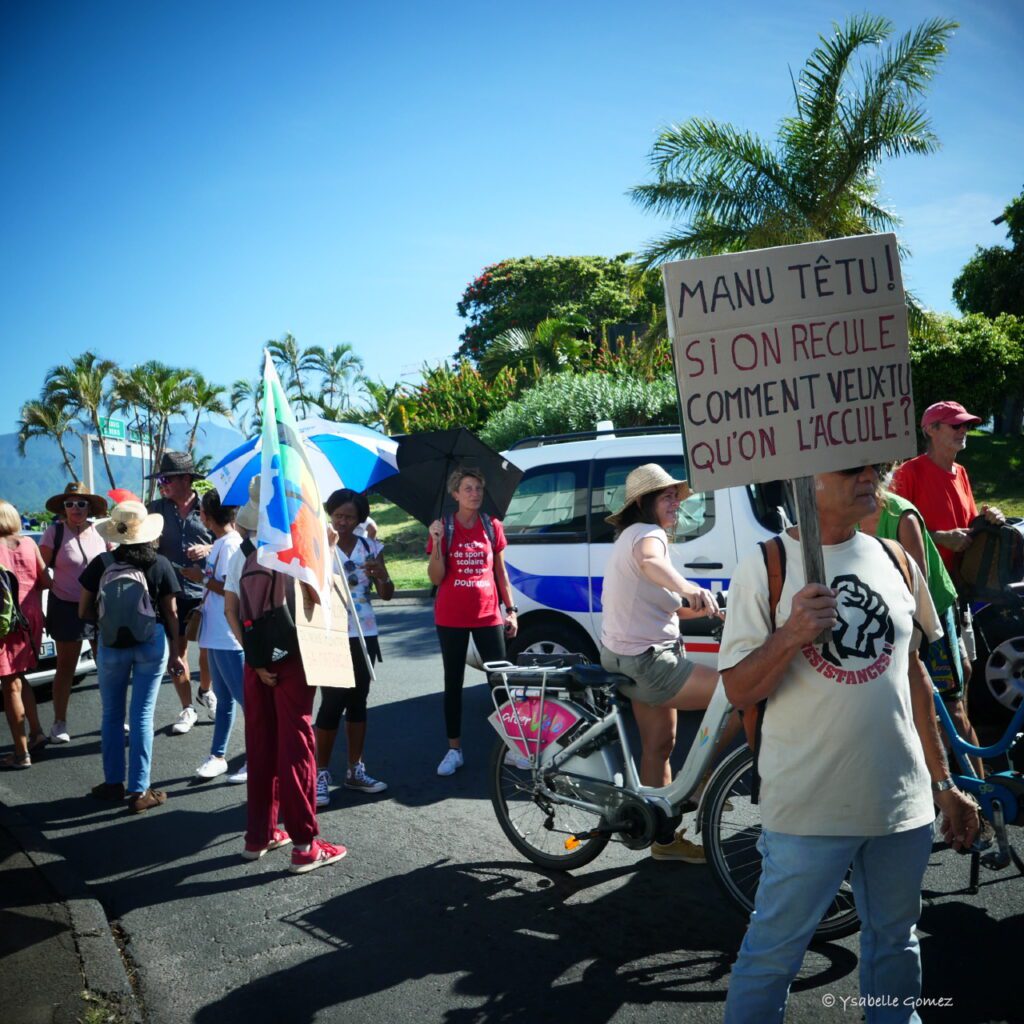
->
[599, 464, 739, 863]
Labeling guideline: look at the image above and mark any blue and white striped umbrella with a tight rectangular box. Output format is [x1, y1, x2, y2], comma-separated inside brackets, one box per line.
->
[208, 419, 399, 506]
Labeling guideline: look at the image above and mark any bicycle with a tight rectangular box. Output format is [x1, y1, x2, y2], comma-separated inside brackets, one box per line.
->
[486, 657, 861, 941]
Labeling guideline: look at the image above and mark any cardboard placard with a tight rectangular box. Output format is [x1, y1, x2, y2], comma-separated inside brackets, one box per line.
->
[296, 579, 354, 689]
[663, 233, 915, 492]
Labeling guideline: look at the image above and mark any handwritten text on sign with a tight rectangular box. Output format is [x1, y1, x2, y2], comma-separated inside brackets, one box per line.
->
[662, 233, 916, 491]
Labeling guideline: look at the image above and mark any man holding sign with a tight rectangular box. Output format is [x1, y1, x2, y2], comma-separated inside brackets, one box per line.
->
[662, 236, 978, 1021]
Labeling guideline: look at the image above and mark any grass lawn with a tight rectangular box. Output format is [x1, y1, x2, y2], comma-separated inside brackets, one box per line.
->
[370, 498, 430, 590]
[960, 432, 1024, 517]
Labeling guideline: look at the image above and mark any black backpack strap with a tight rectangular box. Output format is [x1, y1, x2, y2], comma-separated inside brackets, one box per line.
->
[356, 535, 373, 557]
[240, 538, 255, 558]
[479, 512, 496, 549]
[46, 521, 65, 569]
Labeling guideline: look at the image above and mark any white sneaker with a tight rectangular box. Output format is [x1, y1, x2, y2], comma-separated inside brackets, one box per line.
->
[196, 755, 228, 779]
[195, 688, 218, 720]
[316, 768, 332, 808]
[227, 762, 248, 785]
[172, 706, 198, 734]
[437, 748, 464, 776]
[344, 762, 388, 794]
[50, 721, 71, 744]
[504, 748, 532, 770]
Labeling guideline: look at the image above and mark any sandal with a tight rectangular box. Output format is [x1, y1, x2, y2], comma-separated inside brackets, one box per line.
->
[128, 788, 167, 814]
[28, 733, 49, 753]
[1, 752, 31, 769]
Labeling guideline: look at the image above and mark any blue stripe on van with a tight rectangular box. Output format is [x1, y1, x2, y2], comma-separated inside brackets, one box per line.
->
[507, 562, 728, 614]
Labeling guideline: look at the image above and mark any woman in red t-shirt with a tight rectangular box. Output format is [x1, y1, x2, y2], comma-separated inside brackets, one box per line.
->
[427, 467, 517, 776]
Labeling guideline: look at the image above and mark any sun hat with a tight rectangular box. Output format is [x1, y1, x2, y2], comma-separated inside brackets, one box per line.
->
[44, 482, 108, 518]
[605, 463, 691, 527]
[920, 401, 983, 430]
[235, 477, 261, 532]
[146, 451, 200, 480]
[95, 501, 164, 546]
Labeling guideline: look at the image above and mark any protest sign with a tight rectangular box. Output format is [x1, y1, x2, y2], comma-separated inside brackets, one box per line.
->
[297, 578, 354, 689]
[663, 233, 915, 493]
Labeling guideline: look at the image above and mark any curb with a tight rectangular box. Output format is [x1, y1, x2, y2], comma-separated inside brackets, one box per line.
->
[0, 801, 142, 1023]
[389, 589, 432, 606]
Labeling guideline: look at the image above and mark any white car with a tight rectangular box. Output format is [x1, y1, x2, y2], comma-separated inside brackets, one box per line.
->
[24, 531, 97, 690]
[471, 425, 793, 669]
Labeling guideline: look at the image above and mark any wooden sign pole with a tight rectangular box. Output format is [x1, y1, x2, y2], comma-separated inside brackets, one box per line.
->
[791, 475, 832, 645]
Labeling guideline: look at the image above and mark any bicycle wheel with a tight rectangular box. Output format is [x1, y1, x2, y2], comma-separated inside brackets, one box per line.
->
[701, 745, 861, 942]
[489, 738, 609, 871]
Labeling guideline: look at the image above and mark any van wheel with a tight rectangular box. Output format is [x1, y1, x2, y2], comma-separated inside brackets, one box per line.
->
[508, 621, 599, 664]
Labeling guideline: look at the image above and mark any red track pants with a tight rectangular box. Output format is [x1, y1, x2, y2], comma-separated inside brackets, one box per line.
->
[243, 653, 319, 849]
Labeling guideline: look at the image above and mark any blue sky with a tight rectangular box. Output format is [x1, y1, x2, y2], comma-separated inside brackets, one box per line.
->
[2, 0, 1021, 435]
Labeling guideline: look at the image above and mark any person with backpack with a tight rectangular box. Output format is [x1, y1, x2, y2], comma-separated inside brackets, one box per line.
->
[0, 499, 49, 768]
[861, 473, 985, 778]
[717, 464, 980, 1024]
[314, 488, 394, 807]
[191, 489, 247, 784]
[39, 482, 109, 745]
[223, 478, 347, 873]
[78, 501, 188, 813]
[427, 467, 517, 777]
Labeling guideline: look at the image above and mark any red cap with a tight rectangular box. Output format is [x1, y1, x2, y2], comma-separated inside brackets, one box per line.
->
[920, 401, 982, 430]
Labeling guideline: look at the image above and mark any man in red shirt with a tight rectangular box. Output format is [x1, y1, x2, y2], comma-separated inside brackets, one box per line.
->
[892, 401, 1004, 766]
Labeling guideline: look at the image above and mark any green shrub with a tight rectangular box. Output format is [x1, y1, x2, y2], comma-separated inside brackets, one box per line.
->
[910, 314, 1023, 425]
[480, 372, 679, 450]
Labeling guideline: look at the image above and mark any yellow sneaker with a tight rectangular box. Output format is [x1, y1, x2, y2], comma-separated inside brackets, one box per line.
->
[650, 829, 706, 863]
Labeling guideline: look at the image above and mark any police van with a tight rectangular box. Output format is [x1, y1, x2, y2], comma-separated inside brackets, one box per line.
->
[479, 425, 793, 669]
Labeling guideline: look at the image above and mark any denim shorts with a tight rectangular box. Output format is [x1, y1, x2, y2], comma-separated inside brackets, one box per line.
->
[600, 639, 697, 706]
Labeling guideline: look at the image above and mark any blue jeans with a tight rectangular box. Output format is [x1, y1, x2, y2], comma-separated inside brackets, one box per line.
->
[724, 825, 933, 1024]
[207, 647, 245, 758]
[97, 631, 169, 793]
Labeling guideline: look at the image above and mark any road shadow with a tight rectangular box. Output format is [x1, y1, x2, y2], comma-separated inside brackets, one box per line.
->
[192, 856, 856, 1024]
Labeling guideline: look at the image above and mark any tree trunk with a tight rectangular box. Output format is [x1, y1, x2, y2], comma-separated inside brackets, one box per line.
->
[92, 412, 117, 489]
[187, 411, 201, 454]
[56, 437, 79, 482]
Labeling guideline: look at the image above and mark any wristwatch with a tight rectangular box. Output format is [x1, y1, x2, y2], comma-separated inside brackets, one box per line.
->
[932, 777, 958, 793]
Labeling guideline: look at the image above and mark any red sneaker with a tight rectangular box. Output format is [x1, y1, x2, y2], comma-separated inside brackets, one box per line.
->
[242, 828, 292, 861]
[289, 838, 347, 874]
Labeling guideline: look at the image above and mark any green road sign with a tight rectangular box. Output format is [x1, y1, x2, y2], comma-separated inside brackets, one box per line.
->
[98, 417, 125, 440]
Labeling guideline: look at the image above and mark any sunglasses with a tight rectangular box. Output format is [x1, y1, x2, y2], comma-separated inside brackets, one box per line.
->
[157, 476, 171, 486]
[64, 499, 90, 510]
[940, 422, 971, 432]
[836, 465, 881, 477]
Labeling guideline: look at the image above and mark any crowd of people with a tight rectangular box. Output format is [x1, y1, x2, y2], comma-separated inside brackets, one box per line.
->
[0, 397, 1010, 1015]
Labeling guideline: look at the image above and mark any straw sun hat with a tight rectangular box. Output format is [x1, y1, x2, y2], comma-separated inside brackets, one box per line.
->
[44, 482, 108, 518]
[605, 463, 691, 527]
[235, 477, 261, 532]
[95, 501, 164, 546]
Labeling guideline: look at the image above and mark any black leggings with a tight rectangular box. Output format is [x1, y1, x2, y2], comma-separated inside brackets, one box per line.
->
[436, 624, 506, 740]
[315, 636, 380, 728]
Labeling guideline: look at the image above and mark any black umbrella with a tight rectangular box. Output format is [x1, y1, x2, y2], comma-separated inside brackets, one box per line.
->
[373, 429, 524, 526]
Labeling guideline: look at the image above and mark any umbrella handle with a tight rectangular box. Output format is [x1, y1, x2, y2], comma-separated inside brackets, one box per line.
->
[333, 548, 376, 683]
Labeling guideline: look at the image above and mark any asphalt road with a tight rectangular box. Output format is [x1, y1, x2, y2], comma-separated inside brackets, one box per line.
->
[2, 603, 1021, 1024]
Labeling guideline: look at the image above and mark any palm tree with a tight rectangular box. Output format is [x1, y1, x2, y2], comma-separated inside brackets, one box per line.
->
[17, 394, 80, 481]
[630, 15, 957, 270]
[111, 361, 192, 500]
[266, 334, 308, 415]
[302, 343, 364, 415]
[43, 351, 119, 488]
[230, 378, 263, 436]
[183, 372, 231, 453]
[480, 316, 590, 381]
[359, 378, 410, 434]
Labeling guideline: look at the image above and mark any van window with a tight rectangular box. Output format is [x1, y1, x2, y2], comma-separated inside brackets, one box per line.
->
[590, 459, 715, 543]
[746, 481, 795, 534]
[503, 464, 588, 540]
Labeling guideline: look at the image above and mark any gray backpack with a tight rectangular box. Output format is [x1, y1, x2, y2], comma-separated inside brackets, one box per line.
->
[97, 554, 157, 648]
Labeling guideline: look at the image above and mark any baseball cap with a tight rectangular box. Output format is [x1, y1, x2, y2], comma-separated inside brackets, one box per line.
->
[920, 401, 983, 430]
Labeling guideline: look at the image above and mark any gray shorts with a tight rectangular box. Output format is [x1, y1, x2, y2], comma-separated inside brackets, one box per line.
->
[600, 639, 697, 707]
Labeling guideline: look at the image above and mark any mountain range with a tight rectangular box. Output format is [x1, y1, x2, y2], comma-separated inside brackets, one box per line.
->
[0, 419, 245, 514]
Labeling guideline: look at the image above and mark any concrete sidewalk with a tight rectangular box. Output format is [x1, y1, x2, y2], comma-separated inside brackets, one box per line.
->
[0, 802, 141, 1024]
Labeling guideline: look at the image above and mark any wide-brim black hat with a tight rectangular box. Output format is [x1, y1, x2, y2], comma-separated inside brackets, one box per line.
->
[44, 481, 108, 518]
[146, 450, 200, 479]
